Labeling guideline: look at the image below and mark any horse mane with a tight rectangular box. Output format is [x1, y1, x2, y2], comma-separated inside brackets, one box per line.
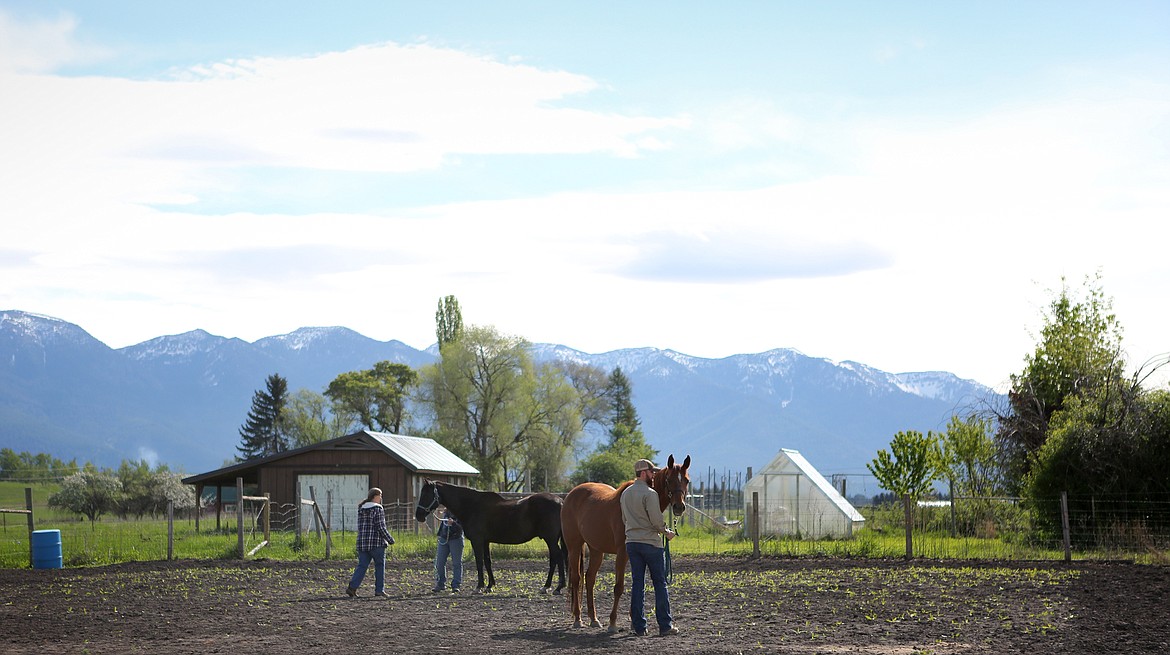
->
[435, 480, 506, 503]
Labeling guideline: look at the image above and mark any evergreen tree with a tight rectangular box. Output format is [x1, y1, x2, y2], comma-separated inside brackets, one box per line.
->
[237, 373, 290, 460]
[605, 367, 640, 440]
[569, 368, 656, 487]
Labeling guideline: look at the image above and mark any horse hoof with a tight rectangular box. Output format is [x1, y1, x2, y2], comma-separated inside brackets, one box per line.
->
[541, 587, 550, 595]
[572, 621, 582, 629]
[607, 625, 618, 635]
[590, 620, 602, 628]
[553, 588, 563, 596]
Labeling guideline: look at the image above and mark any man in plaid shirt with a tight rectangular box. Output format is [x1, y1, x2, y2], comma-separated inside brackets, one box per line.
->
[347, 488, 396, 597]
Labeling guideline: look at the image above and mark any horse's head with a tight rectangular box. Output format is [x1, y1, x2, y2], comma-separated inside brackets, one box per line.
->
[657, 454, 692, 517]
[415, 480, 440, 522]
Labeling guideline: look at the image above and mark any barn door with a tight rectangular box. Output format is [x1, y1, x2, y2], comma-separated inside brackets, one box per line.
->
[296, 474, 369, 534]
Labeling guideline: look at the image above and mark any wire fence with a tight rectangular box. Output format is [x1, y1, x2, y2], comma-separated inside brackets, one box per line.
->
[2, 489, 1168, 567]
[740, 493, 1170, 563]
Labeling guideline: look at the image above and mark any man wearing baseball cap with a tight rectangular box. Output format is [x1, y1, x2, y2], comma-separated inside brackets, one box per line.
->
[620, 458, 679, 637]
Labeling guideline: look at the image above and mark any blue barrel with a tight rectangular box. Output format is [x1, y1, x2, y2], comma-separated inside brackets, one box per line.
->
[31, 529, 63, 569]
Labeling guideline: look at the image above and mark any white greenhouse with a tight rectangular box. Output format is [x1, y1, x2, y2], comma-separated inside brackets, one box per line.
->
[744, 448, 865, 539]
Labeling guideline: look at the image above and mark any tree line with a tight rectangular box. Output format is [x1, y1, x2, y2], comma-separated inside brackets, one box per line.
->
[236, 295, 656, 491]
[0, 452, 197, 527]
[867, 273, 1170, 541]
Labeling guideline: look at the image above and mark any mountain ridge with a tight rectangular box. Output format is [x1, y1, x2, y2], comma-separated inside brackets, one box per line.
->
[0, 309, 998, 479]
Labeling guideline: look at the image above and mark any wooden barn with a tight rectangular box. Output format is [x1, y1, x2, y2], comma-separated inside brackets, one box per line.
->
[182, 430, 478, 532]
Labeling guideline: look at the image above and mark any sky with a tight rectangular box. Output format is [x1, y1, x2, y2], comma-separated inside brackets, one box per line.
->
[2, 2, 1168, 390]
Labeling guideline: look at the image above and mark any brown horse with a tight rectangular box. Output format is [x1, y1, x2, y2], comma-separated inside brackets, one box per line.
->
[561, 454, 691, 633]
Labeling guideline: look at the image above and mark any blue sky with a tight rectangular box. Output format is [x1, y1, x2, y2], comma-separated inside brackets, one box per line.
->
[2, 2, 1168, 389]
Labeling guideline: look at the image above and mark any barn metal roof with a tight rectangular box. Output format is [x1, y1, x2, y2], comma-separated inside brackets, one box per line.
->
[181, 429, 478, 486]
[365, 431, 479, 475]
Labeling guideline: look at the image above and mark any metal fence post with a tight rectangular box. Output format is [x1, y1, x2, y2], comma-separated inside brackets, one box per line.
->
[25, 488, 34, 568]
[751, 492, 760, 558]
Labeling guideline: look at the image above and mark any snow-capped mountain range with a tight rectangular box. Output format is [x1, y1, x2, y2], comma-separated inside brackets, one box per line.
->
[0, 310, 1000, 480]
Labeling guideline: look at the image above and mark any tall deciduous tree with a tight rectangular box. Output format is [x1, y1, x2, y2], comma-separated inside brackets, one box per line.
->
[0, 449, 78, 482]
[115, 460, 196, 519]
[867, 430, 944, 499]
[553, 359, 611, 434]
[939, 415, 1001, 498]
[419, 325, 582, 491]
[49, 468, 122, 526]
[237, 373, 291, 460]
[996, 274, 1126, 490]
[284, 389, 349, 447]
[1023, 373, 1170, 538]
[324, 361, 418, 434]
[435, 294, 464, 348]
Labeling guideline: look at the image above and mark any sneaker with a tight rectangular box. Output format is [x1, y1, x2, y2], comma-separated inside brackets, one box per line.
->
[450, 588, 459, 594]
[374, 591, 388, 597]
[345, 586, 357, 598]
[431, 587, 443, 593]
[633, 630, 647, 637]
[658, 626, 679, 637]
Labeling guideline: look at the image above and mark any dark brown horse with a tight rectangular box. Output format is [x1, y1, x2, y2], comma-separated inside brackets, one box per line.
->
[415, 480, 567, 594]
[560, 454, 691, 632]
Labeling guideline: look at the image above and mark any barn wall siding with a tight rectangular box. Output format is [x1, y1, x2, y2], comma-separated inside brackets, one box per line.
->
[260, 449, 409, 507]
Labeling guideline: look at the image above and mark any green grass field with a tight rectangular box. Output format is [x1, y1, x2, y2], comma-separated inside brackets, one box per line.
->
[2, 481, 1163, 568]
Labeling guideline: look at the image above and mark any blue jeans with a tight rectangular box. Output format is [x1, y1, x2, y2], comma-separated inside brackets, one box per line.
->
[349, 546, 387, 595]
[434, 536, 464, 590]
[626, 541, 672, 633]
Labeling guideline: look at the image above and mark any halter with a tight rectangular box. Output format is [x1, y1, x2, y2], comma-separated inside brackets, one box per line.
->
[417, 483, 441, 515]
[663, 467, 687, 510]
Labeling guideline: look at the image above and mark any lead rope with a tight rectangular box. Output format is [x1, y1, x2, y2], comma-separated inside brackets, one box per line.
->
[664, 511, 675, 584]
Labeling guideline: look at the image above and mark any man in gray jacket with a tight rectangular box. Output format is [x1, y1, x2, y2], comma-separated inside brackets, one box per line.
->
[619, 458, 679, 637]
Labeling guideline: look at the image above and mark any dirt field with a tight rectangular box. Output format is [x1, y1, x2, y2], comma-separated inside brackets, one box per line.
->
[1, 555, 1166, 654]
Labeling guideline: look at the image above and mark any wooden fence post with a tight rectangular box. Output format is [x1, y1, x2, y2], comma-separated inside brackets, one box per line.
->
[1060, 491, 1072, 563]
[309, 487, 322, 539]
[903, 494, 914, 560]
[237, 477, 245, 559]
[167, 501, 175, 561]
[325, 490, 333, 560]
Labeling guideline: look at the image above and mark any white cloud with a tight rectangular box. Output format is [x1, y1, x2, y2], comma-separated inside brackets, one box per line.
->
[0, 10, 111, 74]
[2, 10, 1168, 390]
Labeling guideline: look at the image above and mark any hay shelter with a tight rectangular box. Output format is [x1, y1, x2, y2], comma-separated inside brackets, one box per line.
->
[744, 448, 864, 539]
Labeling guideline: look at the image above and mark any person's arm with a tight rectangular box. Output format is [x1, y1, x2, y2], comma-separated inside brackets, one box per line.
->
[376, 507, 395, 545]
[643, 488, 668, 535]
